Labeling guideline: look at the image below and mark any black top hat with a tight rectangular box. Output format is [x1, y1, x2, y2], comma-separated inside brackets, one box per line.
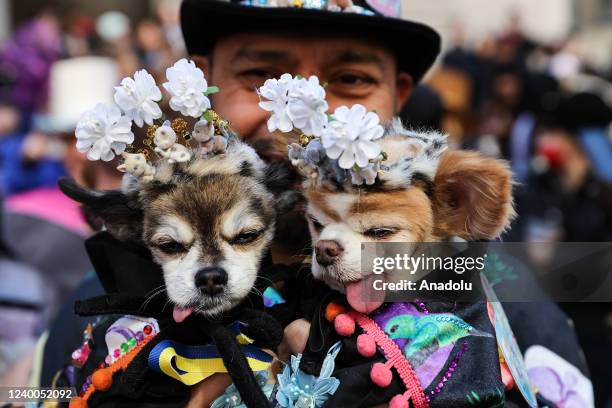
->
[180, 0, 441, 82]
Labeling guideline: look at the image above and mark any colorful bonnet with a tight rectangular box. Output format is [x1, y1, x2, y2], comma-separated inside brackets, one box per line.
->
[257, 74, 448, 190]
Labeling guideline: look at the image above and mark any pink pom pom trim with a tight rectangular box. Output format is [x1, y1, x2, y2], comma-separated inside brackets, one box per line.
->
[389, 394, 409, 408]
[357, 334, 376, 357]
[334, 313, 355, 336]
[370, 362, 392, 387]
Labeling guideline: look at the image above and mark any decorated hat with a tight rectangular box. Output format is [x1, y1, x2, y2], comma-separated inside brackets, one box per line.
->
[257, 73, 447, 189]
[70, 58, 242, 187]
[70, 59, 447, 192]
[180, 0, 441, 83]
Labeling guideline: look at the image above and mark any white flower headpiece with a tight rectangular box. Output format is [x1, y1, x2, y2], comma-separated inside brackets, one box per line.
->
[258, 74, 387, 186]
[74, 59, 231, 183]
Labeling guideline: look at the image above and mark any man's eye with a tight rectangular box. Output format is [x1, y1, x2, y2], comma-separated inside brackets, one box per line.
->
[230, 230, 263, 245]
[335, 74, 371, 85]
[238, 69, 281, 88]
[156, 240, 186, 254]
[363, 227, 397, 239]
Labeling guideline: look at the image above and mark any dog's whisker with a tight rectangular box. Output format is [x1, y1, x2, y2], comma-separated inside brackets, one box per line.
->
[144, 285, 166, 297]
[162, 297, 172, 312]
[255, 275, 275, 288]
[143, 287, 167, 301]
[249, 287, 263, 298]
[140, 287, 168, 311]
[140, 286, 167, 308]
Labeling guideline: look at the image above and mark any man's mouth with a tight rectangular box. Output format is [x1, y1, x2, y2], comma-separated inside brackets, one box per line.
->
[344, 275, 384, 314]
[173, 305, 194, 323]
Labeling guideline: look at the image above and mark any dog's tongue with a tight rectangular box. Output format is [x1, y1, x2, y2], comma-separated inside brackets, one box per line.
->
[345, 279, 383, 314]
[173, 305, 194, 323]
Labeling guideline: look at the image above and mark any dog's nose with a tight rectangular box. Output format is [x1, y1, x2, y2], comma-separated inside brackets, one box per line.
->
[195, 267, 228, 295]
[315, 240, 343, 266]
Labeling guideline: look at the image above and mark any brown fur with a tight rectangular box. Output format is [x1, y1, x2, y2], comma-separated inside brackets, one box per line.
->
[348, 189, 434, 242]
[303, 149, 515, 246]
[305, 190, 342, 222]
[432, 150, 516, 240]
[143, 174, 274, 260]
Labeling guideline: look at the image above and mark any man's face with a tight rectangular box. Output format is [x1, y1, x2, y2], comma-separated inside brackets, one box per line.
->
[194, 32, 412, 153]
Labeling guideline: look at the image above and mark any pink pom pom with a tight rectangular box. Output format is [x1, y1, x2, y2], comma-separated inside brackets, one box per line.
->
[370, 362, 392, 387]
[334, 313, 355, 336]
[389, 394, 408, 408]
[357, 334, 376, 357]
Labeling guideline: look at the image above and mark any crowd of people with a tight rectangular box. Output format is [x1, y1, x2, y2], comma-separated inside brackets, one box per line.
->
[403, 22, 612, 406]
[407, 19, 612, 243]
[0, 1, 611, 406]
[0, 2, 187, 386]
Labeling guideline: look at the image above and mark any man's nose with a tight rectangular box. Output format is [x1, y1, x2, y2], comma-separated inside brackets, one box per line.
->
[315, 240, 344, 266]
[195, 267, 228, 295]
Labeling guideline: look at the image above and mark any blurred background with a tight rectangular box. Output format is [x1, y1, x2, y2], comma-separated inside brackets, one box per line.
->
[0, 0, 610, 405]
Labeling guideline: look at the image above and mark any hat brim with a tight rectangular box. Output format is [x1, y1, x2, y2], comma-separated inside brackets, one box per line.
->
[181, 0, 441, 82]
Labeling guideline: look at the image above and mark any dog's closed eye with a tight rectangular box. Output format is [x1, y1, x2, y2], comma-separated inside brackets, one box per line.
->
[230, 230, 264, 246]
[155, 240, 187, 255]
[363, 227, 398, 239]
[308, 215, 324, 232]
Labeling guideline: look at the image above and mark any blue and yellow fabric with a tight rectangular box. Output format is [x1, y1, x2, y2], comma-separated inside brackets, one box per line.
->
[148, 322, 274, 386]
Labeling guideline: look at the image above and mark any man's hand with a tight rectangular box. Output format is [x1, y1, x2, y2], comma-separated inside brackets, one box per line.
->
[283, 318, 310, 355]
[186, 373, 232, 408]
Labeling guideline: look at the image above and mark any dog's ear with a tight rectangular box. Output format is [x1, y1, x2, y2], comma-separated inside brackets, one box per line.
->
[262, 160, 299, 193]
[261, 160, 304, 212]
[432, 150, 515, 241]
[58, 177, 143, 241]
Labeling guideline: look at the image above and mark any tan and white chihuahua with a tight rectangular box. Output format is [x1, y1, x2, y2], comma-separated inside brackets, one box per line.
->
[286, 121, 515, 352]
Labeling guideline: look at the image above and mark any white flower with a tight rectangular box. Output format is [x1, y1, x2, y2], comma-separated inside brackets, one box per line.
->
[287, 76, 329, 136]
[163, 59, 211, 117]
[321, 104, 383, 169]
[258, 73, 295, 133]
[114, 69, 162, 127]
[75, 103, 134, 161]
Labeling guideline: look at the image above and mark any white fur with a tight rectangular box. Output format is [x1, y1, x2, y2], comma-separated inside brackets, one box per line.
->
[140, 138, 275, 317]
[151, 215, 195, 245]
[161, 243, 202, 308]
[308, 191, 423, 290]
[221, 201, 265, 238]
[188, 141, 265, 179]
[376, 125, 448, 189]
[149, 197, 274, 317]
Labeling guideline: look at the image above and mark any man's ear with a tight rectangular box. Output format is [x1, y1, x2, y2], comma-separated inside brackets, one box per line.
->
[58, 177, 143, 242]
[395, 72, 413, 114]
[432, 151, 516, 240]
